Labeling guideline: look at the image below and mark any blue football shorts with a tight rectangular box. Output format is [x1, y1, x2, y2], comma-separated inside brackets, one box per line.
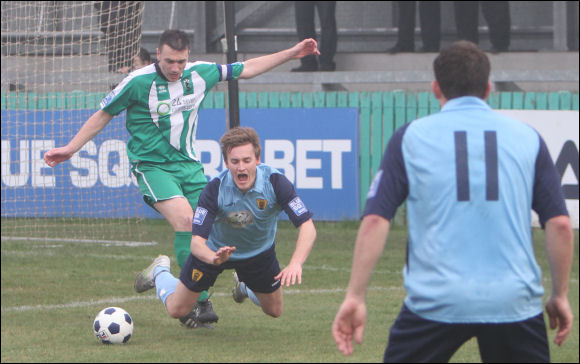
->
[179, 243, 282, 294]
[383, 304, 549, 363]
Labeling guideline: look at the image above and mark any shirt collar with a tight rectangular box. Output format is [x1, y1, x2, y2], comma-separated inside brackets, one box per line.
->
[248, 165, 265, 194]
[227, 164, 265, 195]
[441, 96, 491, 112]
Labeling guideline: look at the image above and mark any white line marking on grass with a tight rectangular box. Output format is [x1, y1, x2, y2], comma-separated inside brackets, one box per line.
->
[3, 279, 577, 313]
[1, 236, 158, 247]
[2, 295, 156, 313]
[1, 286, 400, 313]
[1, 250, 158, 261]
[303, 264, 403, 275]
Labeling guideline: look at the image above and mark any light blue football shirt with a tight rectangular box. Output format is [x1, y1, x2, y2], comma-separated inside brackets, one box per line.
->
[364, 96, 568, 323]
[192, 164, 313, 260]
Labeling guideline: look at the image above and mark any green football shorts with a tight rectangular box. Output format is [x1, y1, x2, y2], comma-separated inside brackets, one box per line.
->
[131, 161, 208, 210]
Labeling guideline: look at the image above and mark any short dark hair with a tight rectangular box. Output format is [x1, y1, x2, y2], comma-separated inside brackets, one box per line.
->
[433, 41, 490, 100]
[158, 29, 190, 52]
[220, 127, 262, 161]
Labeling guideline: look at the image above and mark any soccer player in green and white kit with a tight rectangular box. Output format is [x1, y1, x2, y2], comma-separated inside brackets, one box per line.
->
[43, 29, 320, 327]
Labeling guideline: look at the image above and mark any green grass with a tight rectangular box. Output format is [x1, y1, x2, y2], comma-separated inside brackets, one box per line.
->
[1, 220, 578, 362]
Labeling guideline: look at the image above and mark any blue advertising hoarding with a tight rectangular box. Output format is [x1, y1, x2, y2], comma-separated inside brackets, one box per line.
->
[1, 108, 359, 220]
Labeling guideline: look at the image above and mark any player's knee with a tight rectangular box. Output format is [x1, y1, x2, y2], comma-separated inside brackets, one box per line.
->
[262, 304, 283, 318]
[177, 214, 193, 231]
[166, 303, 192, 319]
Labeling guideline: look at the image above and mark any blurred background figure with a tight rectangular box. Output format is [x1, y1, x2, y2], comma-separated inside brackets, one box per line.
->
[133, 47, 153, 71]
[133, 47, 153, 70]
[116, 47, 152, 74]
[454, 1, 511, 53]
[388, 1, 441, 53]
[292, 1, 337, 71]
[94, 1, 144, 73]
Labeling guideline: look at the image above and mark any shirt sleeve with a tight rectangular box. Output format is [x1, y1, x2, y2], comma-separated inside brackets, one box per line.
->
[532, 134, 569, 228]
[216, 62, 244, 81]
[362, 123, 410, 221]
[270, 173, 313, 227]
[100, 75, 136, 116]
[192, 178, 221, 238]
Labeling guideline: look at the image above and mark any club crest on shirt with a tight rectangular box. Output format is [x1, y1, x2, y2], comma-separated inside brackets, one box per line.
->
[191, 269, 203, 282]
[182, 77, 192, 91]
[227, 210, 254, 228]
[256, 198, 268, 210]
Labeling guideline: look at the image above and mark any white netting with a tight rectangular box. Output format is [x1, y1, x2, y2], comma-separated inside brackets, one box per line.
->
[1, 1, 149, 241]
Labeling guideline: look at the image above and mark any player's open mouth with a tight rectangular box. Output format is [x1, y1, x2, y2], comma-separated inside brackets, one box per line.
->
[237, 173, 248, 182]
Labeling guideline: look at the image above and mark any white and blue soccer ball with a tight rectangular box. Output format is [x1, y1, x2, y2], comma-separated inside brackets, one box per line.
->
[93, 307, 133, 344]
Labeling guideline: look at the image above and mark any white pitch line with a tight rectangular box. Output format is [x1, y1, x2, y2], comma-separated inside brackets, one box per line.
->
[1, 286, 401, 313]
[1, 236, 158, 247]
[2, 278, 577, 313]
[1, 245, 577, 281]
[1, 250, 158, 261]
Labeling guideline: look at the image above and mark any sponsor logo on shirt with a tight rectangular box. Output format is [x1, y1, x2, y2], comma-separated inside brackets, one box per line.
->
[170, 94, 201, 113]
[157, 101, 171, 116]
[193, 207, 208, 225]
[288, 197, 307, 216]
[227, 210, 254, 228]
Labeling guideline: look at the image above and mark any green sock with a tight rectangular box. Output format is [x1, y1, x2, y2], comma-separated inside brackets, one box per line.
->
[173, 231, 191, 269]
[198, 290, 209, 301]
[173, 231, 210, 303]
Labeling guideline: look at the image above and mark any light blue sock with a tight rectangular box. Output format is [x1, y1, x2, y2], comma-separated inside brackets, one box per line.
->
[154, 266, 177, 306]
[240, 282, 261, 307]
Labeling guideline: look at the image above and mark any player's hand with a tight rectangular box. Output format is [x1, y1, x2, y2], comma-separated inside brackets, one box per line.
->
[212, 246, 235, 265]
[545, 295, 573, 346]
[43, 147, 74, 167]
[291, 38, 320, 59]
[332, 296, 367, 356]
[275, 262, 303, 287]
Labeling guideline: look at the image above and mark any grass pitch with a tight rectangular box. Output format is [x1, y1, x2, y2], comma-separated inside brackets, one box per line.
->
[1, 219, 578, 362]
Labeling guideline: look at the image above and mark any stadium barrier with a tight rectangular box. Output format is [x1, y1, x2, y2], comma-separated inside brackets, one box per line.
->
[1, 90, 578, 225]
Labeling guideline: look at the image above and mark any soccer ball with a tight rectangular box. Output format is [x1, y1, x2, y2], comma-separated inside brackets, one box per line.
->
[93, 307, 133, 344]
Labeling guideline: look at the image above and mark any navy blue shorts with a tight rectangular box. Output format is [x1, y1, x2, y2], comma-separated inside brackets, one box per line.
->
[179, 243, 281, 294]
[383, 304, 549, 363]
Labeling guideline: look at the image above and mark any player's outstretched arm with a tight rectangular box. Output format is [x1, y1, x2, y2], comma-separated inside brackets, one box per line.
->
[544, 215, 574, 346]
[333, 214, 391, 355]
[238, 38, 320, 79]
[275, 218, 316, 287]
[190, 235, 235, 266]
[44, 109, 113, 167]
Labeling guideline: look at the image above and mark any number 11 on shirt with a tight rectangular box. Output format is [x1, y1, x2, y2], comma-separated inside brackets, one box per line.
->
[454, 131, 499, 202]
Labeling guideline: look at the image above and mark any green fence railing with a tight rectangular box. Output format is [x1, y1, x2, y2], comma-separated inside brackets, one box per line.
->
[2, 90, 578, 219]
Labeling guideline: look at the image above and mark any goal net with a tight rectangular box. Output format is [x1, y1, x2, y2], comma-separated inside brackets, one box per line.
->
[1, 1, 151, 242]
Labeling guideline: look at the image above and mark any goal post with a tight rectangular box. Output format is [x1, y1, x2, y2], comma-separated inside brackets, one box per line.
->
[1, 1, 149, 242]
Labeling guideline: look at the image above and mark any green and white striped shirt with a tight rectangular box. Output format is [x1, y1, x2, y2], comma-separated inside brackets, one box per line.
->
[101, 61, 244, 164]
